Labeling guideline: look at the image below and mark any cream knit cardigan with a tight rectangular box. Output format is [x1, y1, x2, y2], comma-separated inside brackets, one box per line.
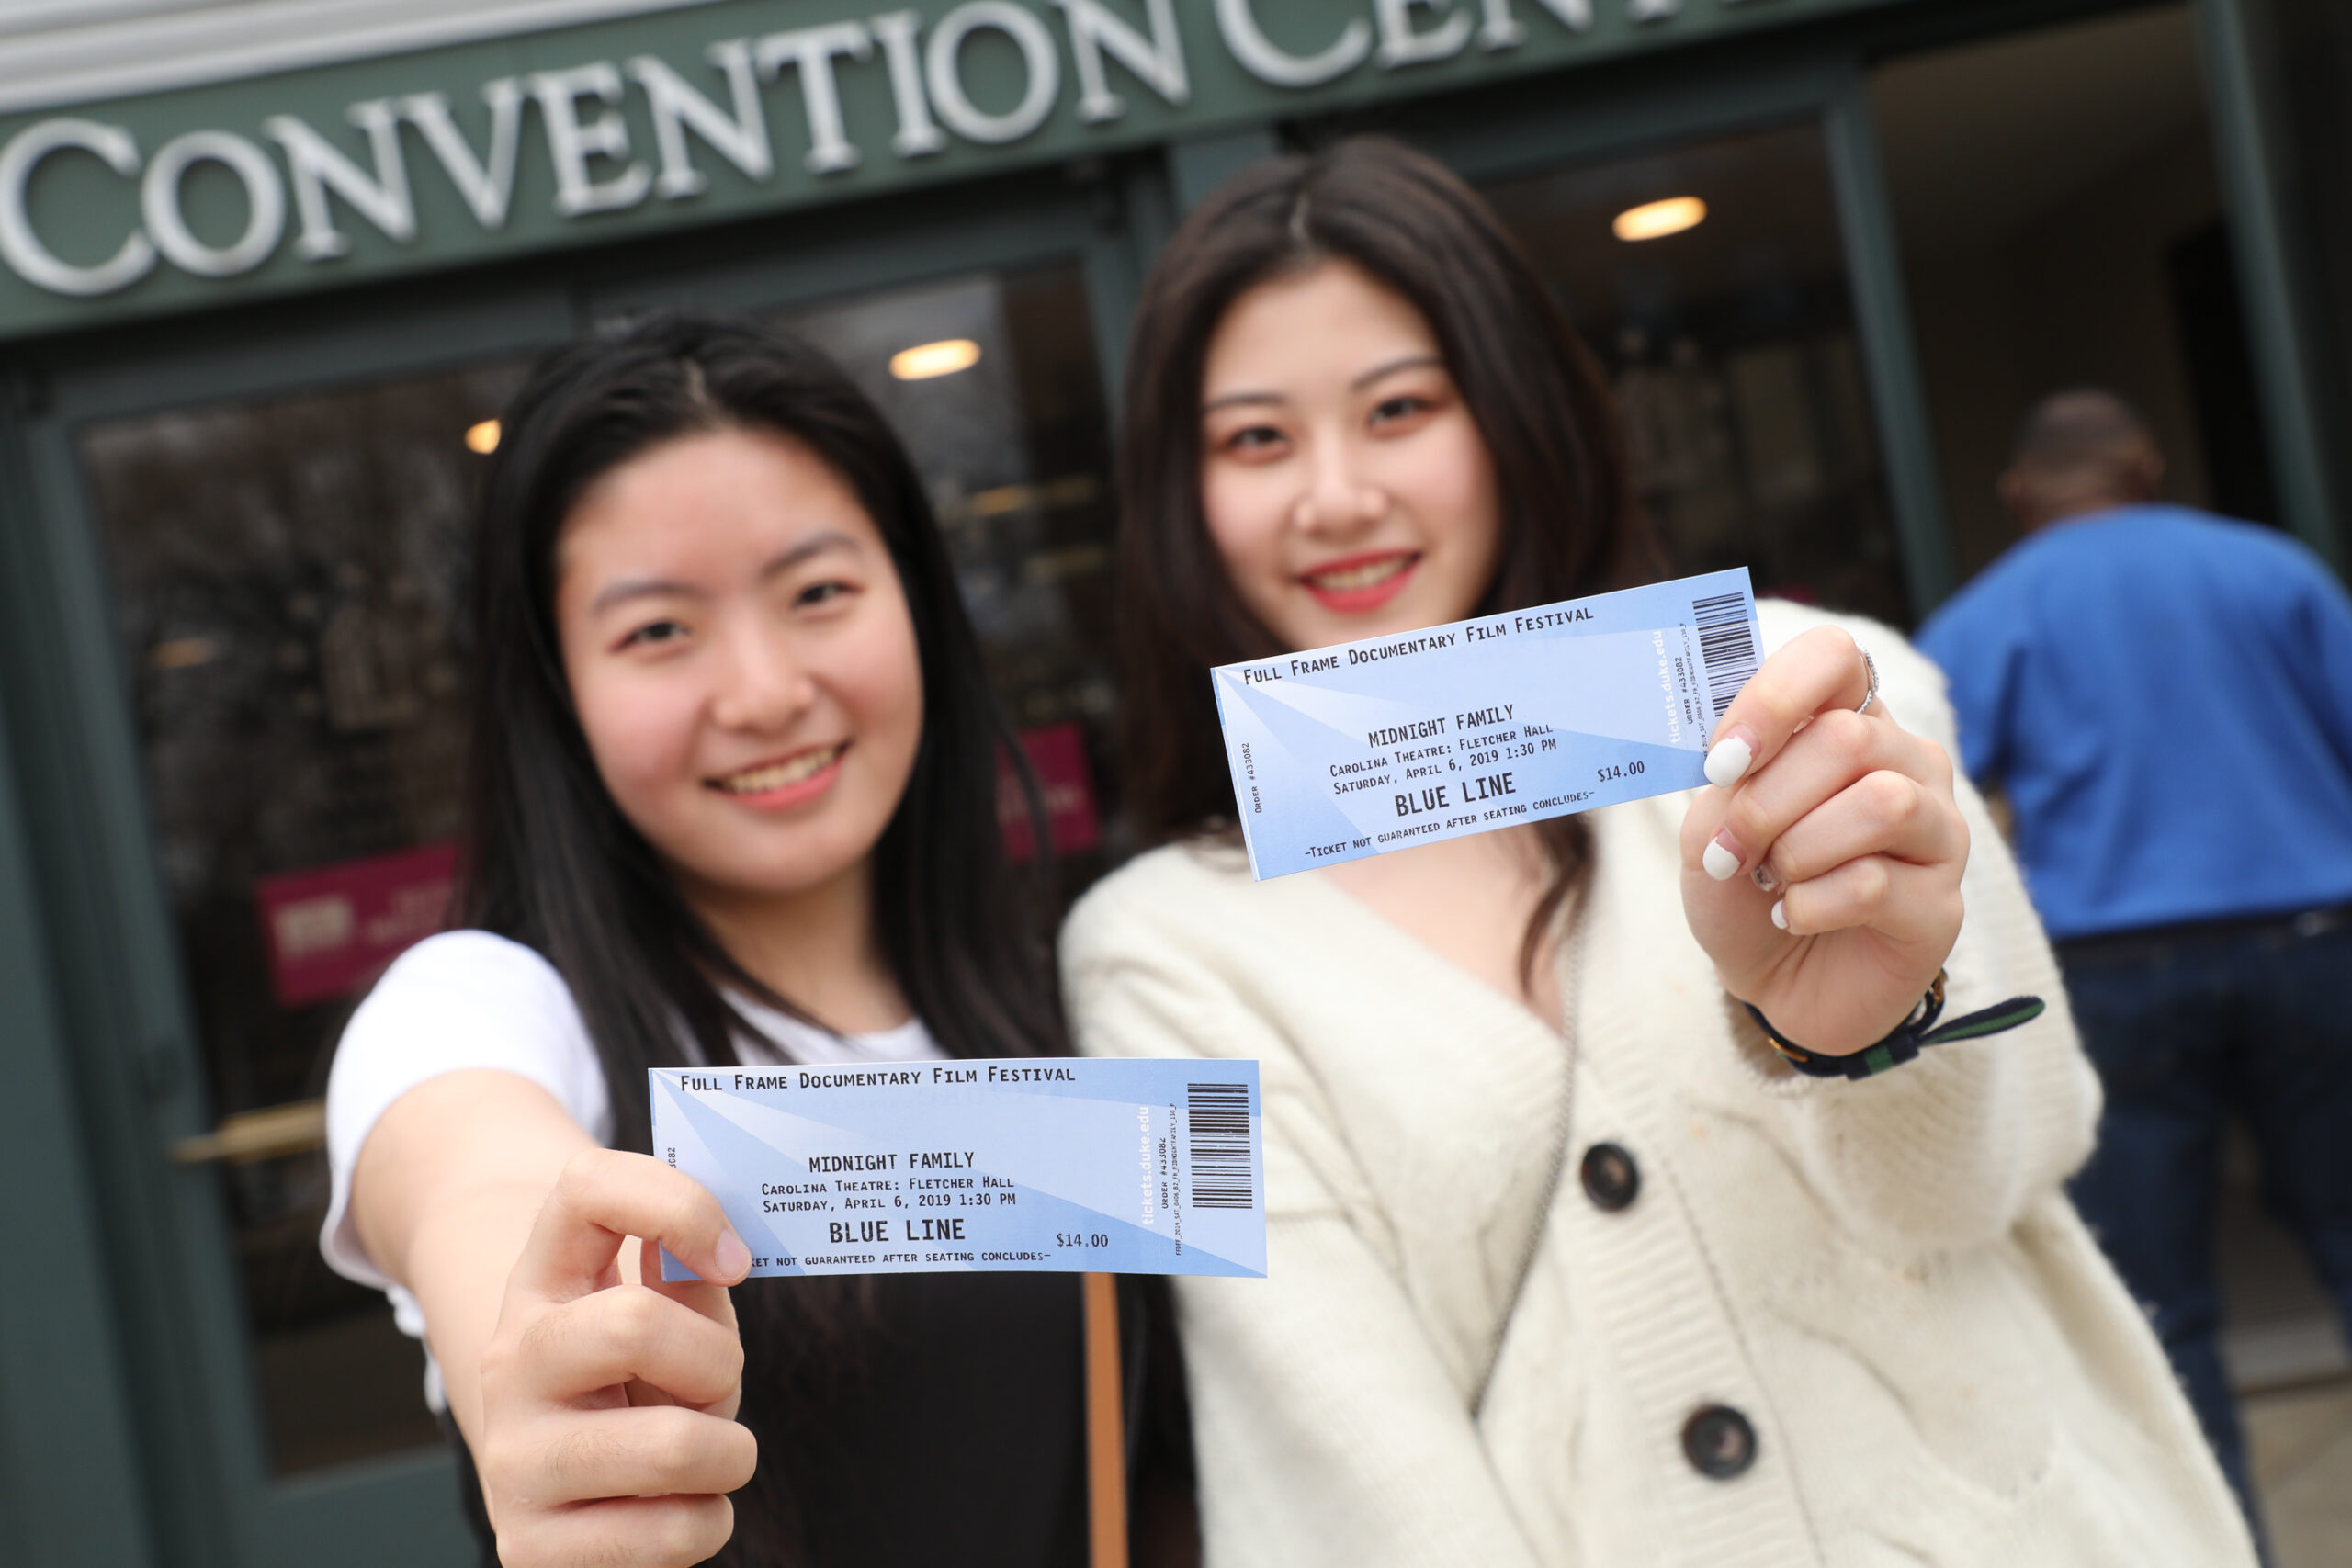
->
[1063, 603, 2253, 1568]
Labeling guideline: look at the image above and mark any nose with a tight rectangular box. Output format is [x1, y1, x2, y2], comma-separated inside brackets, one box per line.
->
[708, 614, 816, 735]
[1293, 427, 1386, 536]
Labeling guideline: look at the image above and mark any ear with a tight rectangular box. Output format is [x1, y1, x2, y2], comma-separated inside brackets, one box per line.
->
[1996, 468, 2035, 525]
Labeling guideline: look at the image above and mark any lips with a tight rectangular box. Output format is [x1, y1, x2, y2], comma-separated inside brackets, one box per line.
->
[709, 742, 846, 801]
[1300, 550, 1420, 613]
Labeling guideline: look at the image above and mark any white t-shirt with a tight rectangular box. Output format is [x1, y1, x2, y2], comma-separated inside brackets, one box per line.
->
[321, 929, 944, 1407]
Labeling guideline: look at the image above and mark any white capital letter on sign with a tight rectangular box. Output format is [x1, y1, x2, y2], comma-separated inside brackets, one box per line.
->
[528, 63, 652, 216]
[925, 1, 1060, 145]
[1214, 0, 1369, 88]
[265, 100, 414, 260]
[631, 42, 774, 197]
[141, 129, 284, 277]
[400, 79, 526, 231]
[1052, 0, 1188, 124]
[0, 118, 155, 297]
[1476, 0, 1525, 49]
[867, 12, 948, 157]
[755, 22, 874, 174]
[1376, 0, 1473, 66]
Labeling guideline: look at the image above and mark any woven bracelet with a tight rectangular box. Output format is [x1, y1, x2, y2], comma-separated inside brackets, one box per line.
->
[1745, 970, 2048, 1081]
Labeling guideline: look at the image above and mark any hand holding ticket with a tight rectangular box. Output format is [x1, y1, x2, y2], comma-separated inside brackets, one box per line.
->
[1210, 568, 1763, 878]
[653, 1058, 1266, 1280]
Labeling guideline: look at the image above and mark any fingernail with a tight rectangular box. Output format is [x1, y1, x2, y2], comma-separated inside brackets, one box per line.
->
[1704, 728, 1757, 788]
[1770, 899, 1789, 931]
[715, 1231, 752, 1279]
[1751, 863, 1781, 894]
[1702, 833, 1742, 882]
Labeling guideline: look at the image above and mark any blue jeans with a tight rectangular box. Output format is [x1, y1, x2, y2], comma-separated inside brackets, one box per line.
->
[2061, 908, 2352, 1546]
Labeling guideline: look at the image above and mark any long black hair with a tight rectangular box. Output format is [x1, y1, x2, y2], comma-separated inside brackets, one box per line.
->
[462, 312, 1063, 1133]
[458, 311, 1066, 1562]
[1115, 136, 1660, 977]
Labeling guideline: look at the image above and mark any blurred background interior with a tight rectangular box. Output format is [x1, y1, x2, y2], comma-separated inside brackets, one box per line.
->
[0, 1, 2346, 1563]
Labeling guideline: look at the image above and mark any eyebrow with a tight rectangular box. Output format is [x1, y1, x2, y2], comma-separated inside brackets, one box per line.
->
[1199, 354, 1447, 415]
[1351, 353, 1444, 390]
[586, 528, 860, 614]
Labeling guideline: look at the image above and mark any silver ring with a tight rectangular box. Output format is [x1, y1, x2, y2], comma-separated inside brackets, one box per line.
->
[1855, 649, 1881, 716]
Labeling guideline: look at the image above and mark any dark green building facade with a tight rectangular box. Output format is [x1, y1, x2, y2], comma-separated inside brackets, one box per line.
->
[1, 1, 2345, 1562]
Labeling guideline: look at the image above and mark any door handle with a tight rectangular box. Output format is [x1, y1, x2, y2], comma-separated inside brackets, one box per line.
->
[171, 1099, 327, 1165]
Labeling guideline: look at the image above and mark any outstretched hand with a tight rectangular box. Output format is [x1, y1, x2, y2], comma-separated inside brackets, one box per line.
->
[1679, 626, 1969, 1055]
[475, 1147, 758, 1568]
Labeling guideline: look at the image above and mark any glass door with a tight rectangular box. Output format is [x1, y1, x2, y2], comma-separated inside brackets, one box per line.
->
[772, 263, 1126, 897]
[11, 170, 1147, 1568]
[1352, 48, 1948, 625]
[1480, 119, 1906, 625]
[79, 355, 529, 1484]
[14, 316, 564, 1568]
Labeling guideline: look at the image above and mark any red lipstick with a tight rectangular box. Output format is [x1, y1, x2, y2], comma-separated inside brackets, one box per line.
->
[1298, 550, 1420, 614]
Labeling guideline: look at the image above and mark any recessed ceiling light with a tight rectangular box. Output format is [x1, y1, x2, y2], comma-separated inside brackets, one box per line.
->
[889, 339, 982, 380]
[464, 419, 501, 454]
[1612, 197, 1708, 243]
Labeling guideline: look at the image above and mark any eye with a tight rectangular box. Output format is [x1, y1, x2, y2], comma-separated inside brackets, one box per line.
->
[618, 618, 688, 649]
[1370, 393, 1434, 428]
[794, 578, 857, 609]
[1219, 423, 1288, 457]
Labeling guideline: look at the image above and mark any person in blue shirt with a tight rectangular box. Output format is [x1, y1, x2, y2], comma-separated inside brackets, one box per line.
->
[1917, 388, 2352, 1541]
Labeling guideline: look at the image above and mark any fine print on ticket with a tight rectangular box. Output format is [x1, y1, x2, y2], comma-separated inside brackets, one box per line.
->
[652, 1058, 1266, 1280]
[1211, 568, 1763, 879]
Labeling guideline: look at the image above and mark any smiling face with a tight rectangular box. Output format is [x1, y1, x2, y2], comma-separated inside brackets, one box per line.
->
[553, 425, 922, 918]
[1198, 258, 1504, 652]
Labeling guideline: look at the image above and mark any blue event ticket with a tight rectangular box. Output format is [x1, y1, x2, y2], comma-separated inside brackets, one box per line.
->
[1211, 568, 1762, 879]
[651, 1059, 1265, 1280]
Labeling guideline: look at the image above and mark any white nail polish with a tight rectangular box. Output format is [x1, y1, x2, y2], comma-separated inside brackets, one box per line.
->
[1704, 735, 1753, 788]
[1702, 839, 1740, 881]
[1770, 899, 1789, 931]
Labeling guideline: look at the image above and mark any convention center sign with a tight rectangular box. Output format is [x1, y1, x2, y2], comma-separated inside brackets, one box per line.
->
[0, 0, 1893, 339]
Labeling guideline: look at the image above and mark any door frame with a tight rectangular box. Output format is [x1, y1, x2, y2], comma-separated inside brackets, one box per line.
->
[0, 158, 1166, 1568]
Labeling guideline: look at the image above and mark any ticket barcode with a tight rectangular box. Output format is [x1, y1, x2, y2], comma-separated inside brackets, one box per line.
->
[1186, 1082, 1255, 1210]
[1693, 590, 1759, 718]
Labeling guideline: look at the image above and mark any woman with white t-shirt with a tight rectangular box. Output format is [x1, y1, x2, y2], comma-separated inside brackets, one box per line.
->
[323, 316, 1182, 1568]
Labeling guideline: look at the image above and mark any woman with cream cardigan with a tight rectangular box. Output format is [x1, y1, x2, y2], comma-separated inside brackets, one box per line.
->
[1063, 138, 2252, 1566]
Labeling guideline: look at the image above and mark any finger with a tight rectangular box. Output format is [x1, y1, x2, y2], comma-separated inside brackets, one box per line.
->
[1754, 769, 1968, 892]
[499, 1493, 736, 1568]
[534, 1403, 758, 1506]
[1703, 626, 1877, 787]
[510, 1286, 745, 1409]
[1773, 856, 1962, 945]
[512, 1149, 752, 1303]
[1701, 709, 1950, 879]
[639, 1235, 741, 1336]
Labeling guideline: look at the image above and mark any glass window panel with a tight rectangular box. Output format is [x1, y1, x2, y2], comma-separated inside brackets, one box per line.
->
[1481, 121, 1908, 625]
[772, 260, 1124, 891]
[82, 358, 527, 1472]
[1870, 4, 2266, 581]
[74, 257, 1123, 1472]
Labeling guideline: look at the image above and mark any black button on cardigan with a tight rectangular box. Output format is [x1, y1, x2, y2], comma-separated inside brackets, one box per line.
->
[1579, 1142, 1640, 1211]
[1682, 1404, 1758, 1479]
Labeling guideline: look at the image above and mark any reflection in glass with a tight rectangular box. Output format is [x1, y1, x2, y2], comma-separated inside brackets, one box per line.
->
[77, 261, 1125, 1471]
[775, 261, 1125, 887]
[83, 359, 526, 1472]
[1483, 123, 1908, 625]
